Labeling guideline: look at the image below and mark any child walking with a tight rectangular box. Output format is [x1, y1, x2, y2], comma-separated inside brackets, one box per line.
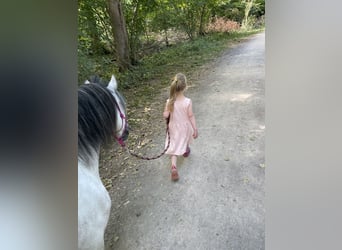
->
[163, 73, 198, 181]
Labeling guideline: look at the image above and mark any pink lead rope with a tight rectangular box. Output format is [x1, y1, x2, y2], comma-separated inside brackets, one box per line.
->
[115, 109, 170, 160]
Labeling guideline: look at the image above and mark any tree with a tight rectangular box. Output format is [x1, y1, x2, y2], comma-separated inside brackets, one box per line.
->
[78, 0, 264, 79]
[169, 0, 204, 40]
[250, 0, 265, 19]
[149, 0, 177, 46]
[171, 0, 226, 39]
[212, 0, 245, 24]
[78, 0, 114, 55]
[242, 0, 254, 29]
[124, 0, 159, 64]
[198, 1, 209, 36]
[198, 0, 225, 36]
[107, 0, 131, 71]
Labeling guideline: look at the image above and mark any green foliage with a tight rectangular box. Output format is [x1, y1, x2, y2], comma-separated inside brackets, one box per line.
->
[78, 0, 265, 82]
[148, 1, 179, 45]
[212, 0, 245, 23]
[212, 0, 264, 25]
[78, 0, 113, 55]
[250, 0, 265, 17]
[240, 0, 265, 30]
[123, 0, 157, 63]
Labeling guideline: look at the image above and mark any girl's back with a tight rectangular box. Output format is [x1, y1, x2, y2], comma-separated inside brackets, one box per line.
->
[170, 97, 191, 125]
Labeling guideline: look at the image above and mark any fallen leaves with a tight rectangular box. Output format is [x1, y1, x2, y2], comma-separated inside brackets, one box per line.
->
[99, 96, 167, 193]
[103, 178, 112, 190]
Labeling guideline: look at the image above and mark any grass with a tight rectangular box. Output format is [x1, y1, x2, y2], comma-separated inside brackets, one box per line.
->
[121, 29, 262, 87]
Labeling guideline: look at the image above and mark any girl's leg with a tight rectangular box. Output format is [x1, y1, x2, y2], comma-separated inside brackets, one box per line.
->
[171, 155, 179, 181]
[171, 155, 177, 167]
[183, 145, 191, 157]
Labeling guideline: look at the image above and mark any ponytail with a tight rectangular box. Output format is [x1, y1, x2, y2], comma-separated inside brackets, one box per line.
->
[168, 80, 177, 112]
[167, 73, 187, 112]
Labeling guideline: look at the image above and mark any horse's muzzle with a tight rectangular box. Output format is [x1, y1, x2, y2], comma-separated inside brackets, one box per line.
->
[122, 125, 130, 141]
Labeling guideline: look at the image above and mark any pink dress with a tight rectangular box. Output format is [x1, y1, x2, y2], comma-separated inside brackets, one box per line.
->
[165, 97, 194, 156]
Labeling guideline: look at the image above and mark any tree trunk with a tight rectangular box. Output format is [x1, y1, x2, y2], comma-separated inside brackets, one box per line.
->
[107, 0, 131, 71]
[164, 29, 169, 46]
[242, 0, 254, 29]
[198, 4, 207, 36]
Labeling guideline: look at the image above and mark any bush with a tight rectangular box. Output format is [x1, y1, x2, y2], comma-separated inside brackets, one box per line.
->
[242, 16, 265, 31]
[206, 17, 240, 33]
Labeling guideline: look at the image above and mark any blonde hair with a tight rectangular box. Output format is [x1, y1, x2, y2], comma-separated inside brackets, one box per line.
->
[167, 73, 187, 112]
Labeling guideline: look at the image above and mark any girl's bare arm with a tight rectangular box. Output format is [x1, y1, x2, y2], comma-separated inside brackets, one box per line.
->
[189, 114, 198, 138]
[163, 100, 170, 118]
[188, 100, 198, 138]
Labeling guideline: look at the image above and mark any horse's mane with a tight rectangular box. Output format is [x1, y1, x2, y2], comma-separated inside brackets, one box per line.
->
[78, 82, 118, 163]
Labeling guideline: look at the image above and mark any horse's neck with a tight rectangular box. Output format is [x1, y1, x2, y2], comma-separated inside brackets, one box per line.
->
[78, 148, 100, 176]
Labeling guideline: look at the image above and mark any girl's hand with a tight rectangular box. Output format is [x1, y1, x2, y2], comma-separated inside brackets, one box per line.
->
[193, 129, 198, 139]
[163, 111, 170, 119]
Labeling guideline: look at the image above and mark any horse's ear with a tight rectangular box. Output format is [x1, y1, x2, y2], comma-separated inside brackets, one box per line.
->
[107, 75, 118, 91]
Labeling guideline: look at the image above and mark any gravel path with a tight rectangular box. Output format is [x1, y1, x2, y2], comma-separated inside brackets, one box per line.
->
[104, 32, 265, 250]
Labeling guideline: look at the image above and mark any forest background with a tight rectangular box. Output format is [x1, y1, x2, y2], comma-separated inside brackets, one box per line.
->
[78, 0, 265, 87]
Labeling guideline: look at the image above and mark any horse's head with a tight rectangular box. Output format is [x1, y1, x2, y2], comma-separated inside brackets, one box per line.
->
[78, 75, 129, 162]
[106, 75, 129, 145]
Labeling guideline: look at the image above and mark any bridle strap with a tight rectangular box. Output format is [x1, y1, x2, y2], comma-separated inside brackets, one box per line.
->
[112, 87, 170, 161]
[113, 97, 128, 147]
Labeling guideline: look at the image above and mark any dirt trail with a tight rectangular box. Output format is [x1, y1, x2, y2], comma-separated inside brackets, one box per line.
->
[104, 32, 265, 250]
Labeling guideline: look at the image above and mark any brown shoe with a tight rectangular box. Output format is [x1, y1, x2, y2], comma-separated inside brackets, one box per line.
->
[171, 165, 179, 181]
[183, 147, 191, 157]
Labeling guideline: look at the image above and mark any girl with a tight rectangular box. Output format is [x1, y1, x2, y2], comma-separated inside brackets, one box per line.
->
[163, 73, 198, 181]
